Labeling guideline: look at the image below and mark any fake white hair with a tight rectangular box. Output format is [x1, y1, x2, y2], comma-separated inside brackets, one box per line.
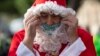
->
[24, 1, 76, 23]
[33, 24, 70, 54]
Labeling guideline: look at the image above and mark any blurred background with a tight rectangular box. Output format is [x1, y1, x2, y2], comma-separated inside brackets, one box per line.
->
[0, 0, 100, 56]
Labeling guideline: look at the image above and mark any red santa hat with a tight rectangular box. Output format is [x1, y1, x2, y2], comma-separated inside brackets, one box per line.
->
[33, 0, 67, 7]
[24, 0, 76, 20]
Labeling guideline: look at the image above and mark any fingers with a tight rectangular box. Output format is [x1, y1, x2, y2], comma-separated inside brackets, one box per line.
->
[24, 14, 34, 24]
[24, 11, 40, 26]
[61, 14, 78, 38]
[24, 16, 40, 27]
[27, 17, 38, 26]
[24, 10, 33, 23]
[61, 14, 78, 27]
[24, 16, 40, 39]
[62, 13, 75, 21]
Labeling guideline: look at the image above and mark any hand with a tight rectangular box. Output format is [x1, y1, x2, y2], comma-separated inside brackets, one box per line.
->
[23, 12, 40, 52]
[61, 13, 78, 43]
[24, 15, 40, 40]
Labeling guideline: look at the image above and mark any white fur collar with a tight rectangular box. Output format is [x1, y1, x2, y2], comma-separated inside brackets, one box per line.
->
[59, 37, 86, 56]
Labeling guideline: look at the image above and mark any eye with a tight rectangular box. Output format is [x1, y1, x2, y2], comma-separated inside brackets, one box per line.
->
[52, 16, 62, 23]
[51, 14, 58, 18]
[41, 14, 48, 18]
[40, 12, 48, 18]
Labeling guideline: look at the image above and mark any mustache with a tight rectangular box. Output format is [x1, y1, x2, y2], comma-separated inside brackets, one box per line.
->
[40, 23, 61, 31]
[40, 23, 61, 35]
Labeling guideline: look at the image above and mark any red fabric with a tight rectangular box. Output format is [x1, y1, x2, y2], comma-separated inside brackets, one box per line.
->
[77, 28, 97, 56]
[8, 28, 96, 56]
[33, 0, 67, 7]
[33, 43, 67, 56]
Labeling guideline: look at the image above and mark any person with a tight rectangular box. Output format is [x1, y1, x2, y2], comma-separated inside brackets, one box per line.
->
[8, 0, 96, 56]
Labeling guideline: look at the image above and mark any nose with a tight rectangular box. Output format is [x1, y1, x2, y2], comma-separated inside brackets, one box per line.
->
[46, 16, 54, 25]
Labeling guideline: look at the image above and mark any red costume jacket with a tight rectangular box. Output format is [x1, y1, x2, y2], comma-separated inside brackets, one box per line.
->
[8, 28, 96, 56]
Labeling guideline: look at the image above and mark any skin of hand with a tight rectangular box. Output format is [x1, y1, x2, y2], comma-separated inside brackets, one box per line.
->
[61, 13, 78, 43]
[23, 13, 40, 53]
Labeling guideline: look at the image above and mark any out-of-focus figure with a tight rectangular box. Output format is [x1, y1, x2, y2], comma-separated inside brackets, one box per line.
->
[76, 0, 100, 56]
[77, 0, 100, 36]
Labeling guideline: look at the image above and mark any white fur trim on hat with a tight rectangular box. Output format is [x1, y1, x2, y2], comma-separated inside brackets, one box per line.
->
[24, 1, 76, 19]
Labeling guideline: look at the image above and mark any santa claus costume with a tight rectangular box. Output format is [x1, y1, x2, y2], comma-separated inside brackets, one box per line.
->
[8, 0, 96, 56]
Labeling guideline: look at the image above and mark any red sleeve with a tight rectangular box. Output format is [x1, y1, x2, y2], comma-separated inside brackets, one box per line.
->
[78, 28, 97, 56]
[8, 30, 25, 56]
[80, 37, 97, 56]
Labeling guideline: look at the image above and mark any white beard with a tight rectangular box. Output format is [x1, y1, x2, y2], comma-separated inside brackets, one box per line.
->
[34, 24, 69, 54]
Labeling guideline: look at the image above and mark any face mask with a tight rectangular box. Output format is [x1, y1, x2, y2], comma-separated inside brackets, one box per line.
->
[40, 23, 60, 36]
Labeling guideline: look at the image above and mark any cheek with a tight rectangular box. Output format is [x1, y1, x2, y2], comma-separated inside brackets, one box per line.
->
[40, 18, 47, 23]
[53, 18, 61, 23]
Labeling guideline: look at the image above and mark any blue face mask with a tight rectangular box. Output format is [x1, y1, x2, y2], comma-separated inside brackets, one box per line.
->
[41, 23, 60, 35]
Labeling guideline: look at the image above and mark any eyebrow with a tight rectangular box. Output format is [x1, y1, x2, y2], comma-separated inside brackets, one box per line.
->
[40, 12, 48, 15]
[40, 12, 62, 18]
